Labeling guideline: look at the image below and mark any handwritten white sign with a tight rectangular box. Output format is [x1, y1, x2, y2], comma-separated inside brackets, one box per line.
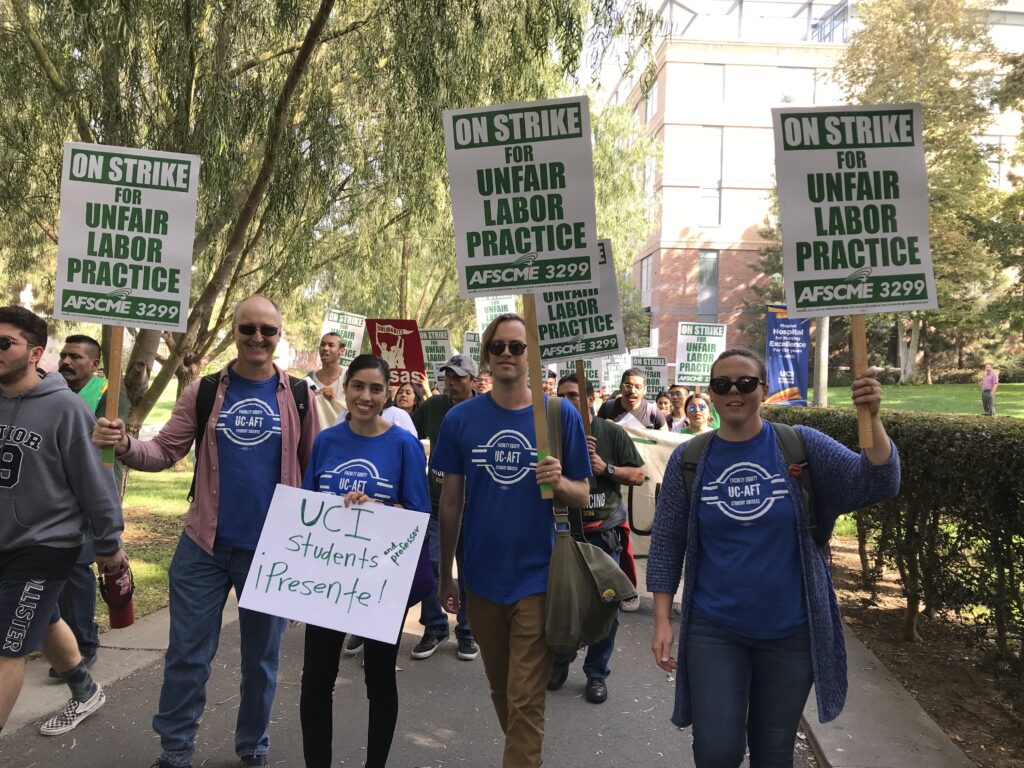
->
[239, 485, 429, 644]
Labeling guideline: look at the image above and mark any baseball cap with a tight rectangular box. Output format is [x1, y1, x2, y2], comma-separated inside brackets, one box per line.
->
[440, 354, 478, 378]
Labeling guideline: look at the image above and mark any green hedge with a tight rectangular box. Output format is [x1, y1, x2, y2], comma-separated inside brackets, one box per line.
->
[765, 405, 1024, 670]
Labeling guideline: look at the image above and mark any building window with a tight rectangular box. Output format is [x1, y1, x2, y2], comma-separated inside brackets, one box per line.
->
[779, 67, 815, 105]
[639, 255, 652, 294]
[699, 127, 723, 226]
[645, 81, 659, 121]
[702, 64, 725, 102]
[697, 250, 719, 322]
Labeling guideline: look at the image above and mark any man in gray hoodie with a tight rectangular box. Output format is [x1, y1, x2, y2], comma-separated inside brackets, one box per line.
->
[0, 306, 127, 738]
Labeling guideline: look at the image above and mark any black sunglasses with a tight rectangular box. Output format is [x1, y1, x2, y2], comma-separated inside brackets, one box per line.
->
[0, 335, 25, 351]
[708, 376, 763, 395]
[237, 324, 279, 337]
[487, 340, 527, 356]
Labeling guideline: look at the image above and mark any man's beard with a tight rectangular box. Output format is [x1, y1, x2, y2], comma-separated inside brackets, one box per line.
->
[0, 353, 32, 387]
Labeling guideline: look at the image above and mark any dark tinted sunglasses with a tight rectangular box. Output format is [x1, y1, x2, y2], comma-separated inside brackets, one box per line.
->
[0, 335, 26, 351]
[487, 340, 527, 356]
[708, 376, 763, 395]
[237, 324, 279, 337]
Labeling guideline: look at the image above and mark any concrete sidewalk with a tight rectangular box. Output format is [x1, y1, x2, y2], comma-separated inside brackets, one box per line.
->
[2, 564, 973, 768]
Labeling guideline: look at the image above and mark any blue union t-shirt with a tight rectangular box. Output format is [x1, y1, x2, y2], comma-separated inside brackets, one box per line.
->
[693, 422, 807, 638]
[301, 420, 430, 515]
[215, 367, 282, 549]
[429, 394, 592, 605]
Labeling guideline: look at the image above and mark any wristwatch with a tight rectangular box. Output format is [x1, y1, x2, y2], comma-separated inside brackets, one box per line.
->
[604, 463, 616, 478]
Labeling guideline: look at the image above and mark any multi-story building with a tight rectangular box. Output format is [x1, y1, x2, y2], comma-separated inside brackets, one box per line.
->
[615, 0, 1024, 358]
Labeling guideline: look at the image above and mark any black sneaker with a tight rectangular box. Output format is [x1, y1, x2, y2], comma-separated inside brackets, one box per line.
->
[238, 755, 269, 767]
[411, 632, 446, 659]
[150, 761, 190, 768]
[546, 663, 569, 691]
[343, 635, 364, 655]
[456, 635, 479, 661]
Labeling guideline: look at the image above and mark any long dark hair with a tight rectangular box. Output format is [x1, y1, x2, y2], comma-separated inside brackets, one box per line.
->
[344, 354, 391, 387]
[396, 381, 426, 413]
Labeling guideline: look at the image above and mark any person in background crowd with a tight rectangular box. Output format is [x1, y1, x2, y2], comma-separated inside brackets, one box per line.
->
[93, 295, 319, 768]
[656, 391, 672, 420]
[542, 369, 557, 396]
[0, 307, 128, 739]
[648, 347, 900, 768]
[306, 333, 347, 431]
[53, 334, 129, 678]
[597, 368, 667, 430]
[432, 313, 591, 768]
[981, 362, 999, 416]
[678, 393, 714, 438]
[547, 374, 644, 705]
[667, 384, 690, 432]
[394, 381, 426, 417]
[299, 354, 430, 768]
[474, 369, 492, 394]
[408, 354, 480, 662]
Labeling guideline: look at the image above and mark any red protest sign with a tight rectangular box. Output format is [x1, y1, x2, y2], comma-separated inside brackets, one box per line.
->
[365, 319, 428, 388]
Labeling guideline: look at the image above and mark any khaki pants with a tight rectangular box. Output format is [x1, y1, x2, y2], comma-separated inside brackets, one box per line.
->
[467, 590, 552, 768]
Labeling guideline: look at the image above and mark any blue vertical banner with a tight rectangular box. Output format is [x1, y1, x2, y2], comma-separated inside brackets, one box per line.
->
[765, 304, 810, 406]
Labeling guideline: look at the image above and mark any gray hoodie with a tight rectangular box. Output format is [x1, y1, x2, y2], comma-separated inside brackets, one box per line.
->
[0, 372, 123, 555]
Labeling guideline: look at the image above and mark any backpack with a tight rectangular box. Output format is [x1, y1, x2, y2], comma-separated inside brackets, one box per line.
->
[681, 422, 828, 549]
[543, 397, 637, 654]
[187, 372, 310, 502]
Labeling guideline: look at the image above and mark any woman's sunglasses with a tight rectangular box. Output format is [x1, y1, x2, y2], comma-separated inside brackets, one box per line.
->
[487, 340, 527, 356]
[237, 324, 279, 337]
[708, 376, 763, 395]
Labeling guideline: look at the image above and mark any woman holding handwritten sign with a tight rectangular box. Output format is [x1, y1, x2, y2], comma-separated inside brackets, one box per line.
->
[299, 354, 431, 768]
[648, 347, 900, 768]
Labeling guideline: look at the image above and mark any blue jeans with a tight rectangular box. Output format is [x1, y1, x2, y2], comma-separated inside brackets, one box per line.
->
[418, 511, 471, 638]
[685, 612, 814, 768]
[552, 527, 622, 679]
[57, 536, 99, 659]
[154, 533, 287, 767]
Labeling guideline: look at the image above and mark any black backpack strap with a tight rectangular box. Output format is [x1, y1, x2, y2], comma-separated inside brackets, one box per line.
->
[188, 373, 221, 502]
[680, 431, 713, 506]
[288, 375, 310, 424]
[770, 422, 822, 549]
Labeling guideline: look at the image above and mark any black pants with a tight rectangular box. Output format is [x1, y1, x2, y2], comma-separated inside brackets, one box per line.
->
[300, 622, 403, 768]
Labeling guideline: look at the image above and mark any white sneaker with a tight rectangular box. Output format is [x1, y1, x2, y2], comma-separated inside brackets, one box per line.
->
[621, 595, 640, 612]
[39, 686, 106, 735]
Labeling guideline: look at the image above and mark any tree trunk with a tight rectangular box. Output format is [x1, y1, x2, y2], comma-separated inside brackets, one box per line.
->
[812, 315, 829, 407]
[855, 512, 873, 589]
[902, 594, 922, 643]
[123, 329, 161, 408]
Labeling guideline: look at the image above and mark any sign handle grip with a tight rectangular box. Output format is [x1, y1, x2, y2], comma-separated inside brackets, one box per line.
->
[574, 360, 592, 437]
[850, 314, 874, 449]
[523, 295, 553, 500]
[102, 326, 124, 468]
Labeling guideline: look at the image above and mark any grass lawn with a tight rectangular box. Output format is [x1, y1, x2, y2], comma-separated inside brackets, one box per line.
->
[810, 382, 1024, 419]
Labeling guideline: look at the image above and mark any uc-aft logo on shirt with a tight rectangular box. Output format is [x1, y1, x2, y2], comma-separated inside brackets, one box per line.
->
[701, 462, 788, 522]
[319, 459, 394, 502]
[216, 398, 282, 446]
[471, 430, 537, 486]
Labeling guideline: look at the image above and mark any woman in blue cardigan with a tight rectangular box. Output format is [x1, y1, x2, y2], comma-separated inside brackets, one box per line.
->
[648, 348, 900, 768]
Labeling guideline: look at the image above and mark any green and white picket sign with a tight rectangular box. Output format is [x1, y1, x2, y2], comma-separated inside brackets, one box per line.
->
[54, 142, 200, 331]
[322, 308, 366, 367]
[556, 358, 603, 393]
[630, 355, 668, 400]
[420, 329, 453, 390]
[602, 352, 631, 391]
[475, 295, 517, 335]
[463, 331, 481, 367]
[443, 96, 600, 297]
[674, 323, 727, 387]
[772, 104, 936, 318]
[536, 239, 625, 364]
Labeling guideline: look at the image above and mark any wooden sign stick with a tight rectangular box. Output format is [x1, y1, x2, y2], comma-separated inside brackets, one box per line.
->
[574, 360, 592, 437]
[102, 326, 124, 468]
[522, 294, 553, 500]
[850, 314, 874, 449]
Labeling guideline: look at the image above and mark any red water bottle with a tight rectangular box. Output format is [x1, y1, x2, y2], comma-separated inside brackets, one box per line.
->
[99, 567, 135, 629]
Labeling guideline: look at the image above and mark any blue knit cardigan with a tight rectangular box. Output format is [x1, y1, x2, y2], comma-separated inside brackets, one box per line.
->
[646, 424, 901, 727]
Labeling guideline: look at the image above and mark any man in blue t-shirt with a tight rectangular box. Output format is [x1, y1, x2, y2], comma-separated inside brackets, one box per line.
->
[431, 313, 591, 768]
